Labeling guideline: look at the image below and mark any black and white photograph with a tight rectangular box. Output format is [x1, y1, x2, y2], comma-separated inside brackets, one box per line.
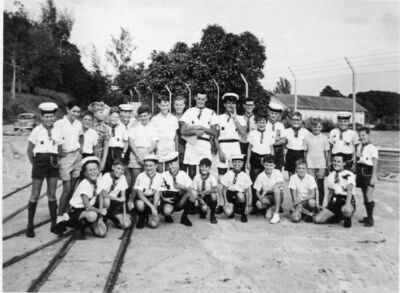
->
[2, 0, 399, 292]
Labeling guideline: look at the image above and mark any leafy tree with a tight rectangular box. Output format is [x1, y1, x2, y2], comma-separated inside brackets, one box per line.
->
[273, 77, 291, 94]
[320, 85, 345, 97]
[106, 27, 136, 72]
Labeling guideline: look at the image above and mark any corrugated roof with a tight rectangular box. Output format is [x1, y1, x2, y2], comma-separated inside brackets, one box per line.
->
[273, 94, 368, 112]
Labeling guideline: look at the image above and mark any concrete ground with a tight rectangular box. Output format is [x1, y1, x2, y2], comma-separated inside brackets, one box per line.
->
[2, 128, 399, 292]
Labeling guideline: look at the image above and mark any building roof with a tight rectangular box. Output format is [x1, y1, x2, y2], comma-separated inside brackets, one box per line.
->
[273, 94, 368, 112]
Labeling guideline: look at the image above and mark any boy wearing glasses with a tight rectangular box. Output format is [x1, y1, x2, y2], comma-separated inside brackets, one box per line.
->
[240, 98, 257, 158]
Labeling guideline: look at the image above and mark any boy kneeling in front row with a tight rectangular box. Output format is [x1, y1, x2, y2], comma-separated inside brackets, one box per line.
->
[192, 158, 219, 224]
[253, 155, 284, 224]
[133, 154, 164, 229]
[221, 154, 252, 222]
[97, 159, 131, 230]
[314, 153, 356, 228]
[289, 159, 318, 223]
[160, 152, 196, 227]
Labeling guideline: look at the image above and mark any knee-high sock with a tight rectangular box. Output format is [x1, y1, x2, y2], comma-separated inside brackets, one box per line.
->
[48, 201, 58, 228]
[317, 179, 325, 205]
[210, 199, 217, 215]
[366, 201, 375, 220]
[28, 202, 38, 229]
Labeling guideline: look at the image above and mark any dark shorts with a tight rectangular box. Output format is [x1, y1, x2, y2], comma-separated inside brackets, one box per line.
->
[198, 193, 214, 206]
[161, 191, 184, 211]
[250, 152, 264, 170]
[82, 153, 94, 159]
[104, 147, 123, 173]
[108, 199, 125, 216]
[32, 153, 59, 179]
[67, 207, 91, 228]
[285, 149, 305, 174]
[356, 163, 374, 189]
[273, 145, 284, 171]
[326, 194, 356, 216]
[226, 190, 245, 214]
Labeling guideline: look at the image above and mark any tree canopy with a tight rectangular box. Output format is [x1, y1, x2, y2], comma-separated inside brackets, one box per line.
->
[320, 85, 345, 97]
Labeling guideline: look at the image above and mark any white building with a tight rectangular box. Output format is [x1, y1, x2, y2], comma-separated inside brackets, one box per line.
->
[271, 94, 367, 124]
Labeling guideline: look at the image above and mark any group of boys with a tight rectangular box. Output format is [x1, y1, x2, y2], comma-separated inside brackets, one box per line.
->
[26, 92, 378, 239]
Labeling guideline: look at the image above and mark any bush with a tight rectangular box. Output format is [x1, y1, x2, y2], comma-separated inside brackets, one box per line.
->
[375, 123, 400, 131]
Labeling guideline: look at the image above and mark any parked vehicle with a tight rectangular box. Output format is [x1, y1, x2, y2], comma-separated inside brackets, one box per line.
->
[13, 113, 37, 131]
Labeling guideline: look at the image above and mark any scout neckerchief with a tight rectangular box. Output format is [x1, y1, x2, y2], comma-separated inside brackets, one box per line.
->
[233, 170, 241, 185]
[146, 171, 157, 190]
[258, 128, 265, 144]
[245, 113, 253, 133]
[169, 170, 179, 186]
[227, 112, 232, 123]
[197, 107, 204, 120]
[111, 123, 118, 137]
[110, 173, 118, 192]
[292, 126, 301, 138]
[359, 142, 370, 161]
[334, 171, 340, 184]
[42, 124, 53, 143]
[200, 173, 210, 192]
[339, 128, 347, 140]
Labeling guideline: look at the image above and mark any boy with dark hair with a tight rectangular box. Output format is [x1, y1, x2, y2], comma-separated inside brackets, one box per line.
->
[192, 158, 219, 224]
[239, 97, 257, 158]
[314, 153, 356, 228]
[266, 102, 286, 171]
[356, 127, 378, 227]
[221, 154, 252, 223]
[253, 155, 284, 224]
[173, 96, 187, 171]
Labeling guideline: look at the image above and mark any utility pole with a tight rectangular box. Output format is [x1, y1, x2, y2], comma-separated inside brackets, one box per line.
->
[128, 89, 134, 103]
[147, 86, 154, 113]
[134, 87, 141, 103]
[212, 79, 220, 114]
[165, 85, 172, 112]
[240, 73, 248, 98]
[184, 83, 192, 108]
[288, 67, 297, 112]
[345, 57, 356, 131]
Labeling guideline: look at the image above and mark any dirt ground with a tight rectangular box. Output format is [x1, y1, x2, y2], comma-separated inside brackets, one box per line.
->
[2, 127, 399, 292]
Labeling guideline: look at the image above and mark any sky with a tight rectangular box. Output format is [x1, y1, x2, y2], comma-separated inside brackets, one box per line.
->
[4, 0, 400, 96]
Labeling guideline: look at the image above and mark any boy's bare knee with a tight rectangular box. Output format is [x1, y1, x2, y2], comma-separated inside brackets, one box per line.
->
[86, 211, 98, 223]
[211, 193, 218, 201]
[308, 199, 316, 208]
[163, 204, 174, 216]
[135, 200, 145, 211]
[200, 204, 208, 213]
[256, 200, 263, 210]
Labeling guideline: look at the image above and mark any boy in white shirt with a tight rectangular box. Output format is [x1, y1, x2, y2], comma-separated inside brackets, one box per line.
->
[97, 159, 131, 230]
[81, 111, 99, 158]
[329, 112, 359, 171]
[26, 102, 62, 237]
[151, 96, 179, 172]
[284, 112, 310, 177]
[160, 152, 195, 227]
[266, 103, 286, 171]
[192, 158, 219, 224]
[356, 127, 378, 227]
[289, 159, 318, 223]
[133, 155, 164, 229]
[173, 96, 187, 171]
[315, 153, 356, 228]
[104, 108, 128, 173]
[221, 154, 252, 223]
[253, 155, 284, 224]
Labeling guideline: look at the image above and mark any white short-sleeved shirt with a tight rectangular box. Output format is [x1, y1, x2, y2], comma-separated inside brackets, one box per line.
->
[122, 118, 137, 132]
[240, 114, 257, 143]
[265, 121, 286, 142]
[288, 173, 317, 200]
[97, 172, 128, 198]
[28, 124, 62, 155]
[357, 144, 378, 166]
[304, 133, 330, 169]
[329, 128, 359, 155]
[54, 116, 83, 152]
[161, 170, 192, 192]
[151, 113, 179, 155]
[128, 123, 159, 148]
[284, 128, 310, 150]
[253, 169, 284, 192]
[327, 170, 356, 196]
[216, 113, 246, 141]
[134, 172, 164, 193]
[180, 107, 217, 141]
[82, 128, 99, 154]
[192, 174, 218, 192]
[221, 170, 252, 192]
[108, 123, 128, 148]
[70, 178, 97, 208]
[247, 129, 274, 155]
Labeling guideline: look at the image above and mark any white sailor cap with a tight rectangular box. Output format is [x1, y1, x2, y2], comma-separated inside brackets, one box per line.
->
[337, 112, 351, 120]
[119, 104, 134, 112]
[161, 151, 179, 164]
[222, 93, 239, 101]
[231, 154, 245, 161]
[268, 102, 283, 113]
[39, 102, 58, 114]
[143, 154, 159, 163]
[81, 156, 100, 168]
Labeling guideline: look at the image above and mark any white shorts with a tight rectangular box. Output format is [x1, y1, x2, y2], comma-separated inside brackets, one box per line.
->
[183, 139, 212, 165]
[216, 141, 241, 169]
